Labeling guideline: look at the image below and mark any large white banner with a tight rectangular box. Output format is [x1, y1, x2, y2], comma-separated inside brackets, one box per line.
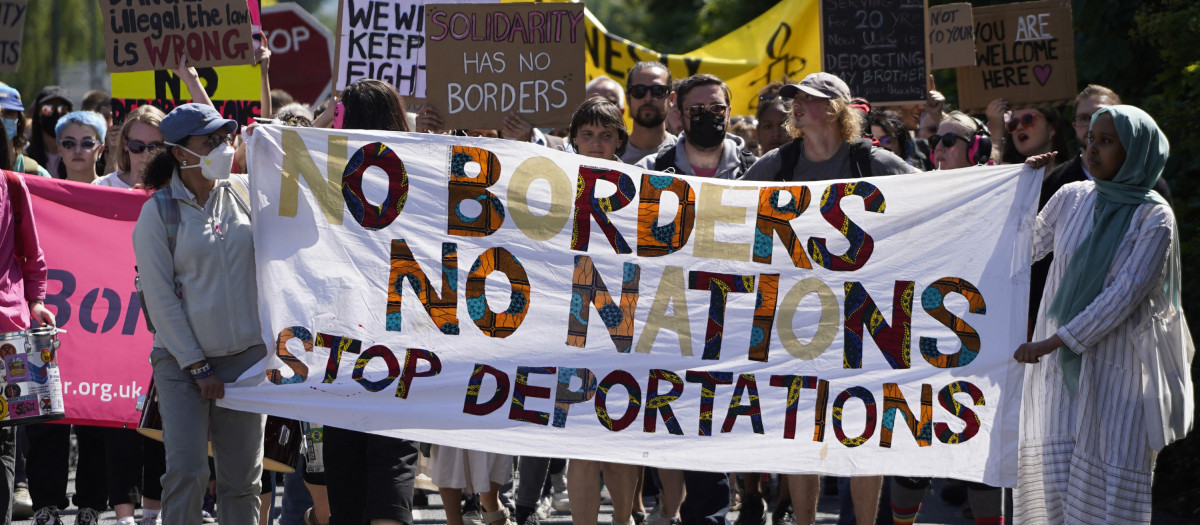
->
[227, 126, 1038, 486]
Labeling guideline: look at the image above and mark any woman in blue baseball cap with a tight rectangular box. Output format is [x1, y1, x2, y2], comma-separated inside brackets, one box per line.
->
[132, 102, 267, 525]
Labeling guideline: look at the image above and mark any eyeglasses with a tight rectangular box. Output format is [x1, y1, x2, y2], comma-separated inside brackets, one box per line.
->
[685, 104, 729, 118]
[629, 84, 670, 99]
[1073, 112, 1093, 126]
[1005, 112, 1043, 133]
[126, 139, 163, 154]
[59, 138, 99, 151]
[40, 104, 70, 116]
[929, 133, 972, 149]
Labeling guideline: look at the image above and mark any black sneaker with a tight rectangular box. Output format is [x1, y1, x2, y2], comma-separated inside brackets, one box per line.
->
[771, 501, 796, 525]
[514, 504, 539, 525]
[735, 494, 766, 525]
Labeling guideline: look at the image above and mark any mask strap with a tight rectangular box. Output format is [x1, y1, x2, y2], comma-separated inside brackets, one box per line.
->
[165, 142, 203, 169]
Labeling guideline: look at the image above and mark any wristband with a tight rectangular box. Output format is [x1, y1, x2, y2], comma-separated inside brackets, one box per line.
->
[189, 363, 213, 377]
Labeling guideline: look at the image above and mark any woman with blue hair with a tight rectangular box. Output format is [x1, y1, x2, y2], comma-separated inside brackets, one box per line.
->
[1013, 105, 1194, 523]
[54, 110, 106, 183]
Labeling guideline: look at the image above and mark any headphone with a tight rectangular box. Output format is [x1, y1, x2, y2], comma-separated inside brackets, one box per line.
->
[967, 116, 992, 165]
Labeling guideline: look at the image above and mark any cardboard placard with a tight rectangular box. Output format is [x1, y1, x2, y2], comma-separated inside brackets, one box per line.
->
[956, 0, 1077, 112]
[0, 0, 27, 73]
[102, 0, 255, 73]
[110, 65, 263, 126]
[821, 0, 928, 104]
[336, 0, 485, 99]
[424, 2, 585, 129]
[928, 3, 975, 70]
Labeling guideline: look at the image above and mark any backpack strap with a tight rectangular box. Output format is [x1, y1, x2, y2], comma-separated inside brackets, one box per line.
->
[4, 171, 25, 260]
[736, 149, 757, 177]
[152, 187, 181, 254]
[653, 148, 678, 173]
[775, 139, 802, 182]
[849, 138, 874, 179]
[225, 177, 252, 215]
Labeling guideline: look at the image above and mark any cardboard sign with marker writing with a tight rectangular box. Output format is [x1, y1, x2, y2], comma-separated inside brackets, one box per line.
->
[821, 0, 928, 104]
[956, 0, 1076, 112]
[102, 0, 255, 73]
[928, 3, 975, 70]
[424, 2, 585, 129]
[0, 0, 27, 73]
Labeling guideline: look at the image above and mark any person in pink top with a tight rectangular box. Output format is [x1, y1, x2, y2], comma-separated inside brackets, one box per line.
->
[0, 167, 56, 522]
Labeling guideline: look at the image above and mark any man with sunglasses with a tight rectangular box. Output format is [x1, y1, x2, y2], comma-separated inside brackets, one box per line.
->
[621, 62, 677, 163]
[636, 74, 756, 180]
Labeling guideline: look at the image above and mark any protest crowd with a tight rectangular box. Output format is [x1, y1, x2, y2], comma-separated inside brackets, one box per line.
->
[0, 0, 1195, 525]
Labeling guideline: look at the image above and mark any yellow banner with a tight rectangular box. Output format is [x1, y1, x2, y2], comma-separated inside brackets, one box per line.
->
[535, 0, 821, 118]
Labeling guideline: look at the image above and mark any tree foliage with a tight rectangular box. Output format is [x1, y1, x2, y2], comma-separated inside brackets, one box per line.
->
[0, 0, 105, 106]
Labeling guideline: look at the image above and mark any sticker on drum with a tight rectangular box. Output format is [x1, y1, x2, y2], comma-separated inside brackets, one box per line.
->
[0, 397, 6, 419]
[0, 343, 16, 359]
[4, 354, 29, 383]
[40, 396, 51, 412]
[8, 396, 38, 419]
[4, 384, 19, 399]
[40, 349, 52, 364]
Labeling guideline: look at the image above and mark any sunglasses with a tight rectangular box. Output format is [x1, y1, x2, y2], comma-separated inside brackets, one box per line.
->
[59, 138, 99, 151]
[40, 104, 70, 116]
[876, 135, 895, 147]
[126, 139, 163, 154]
[929, 133, 971, 149]
[685, 103, 729, 118]
[1005, 112, 1043, 133]
[629, 84, 670, 99]
[193, 133, 235, 150]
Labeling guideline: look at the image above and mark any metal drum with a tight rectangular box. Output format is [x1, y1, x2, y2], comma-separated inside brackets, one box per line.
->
[137, 381, 301, 473]
[0, 328, 65, 427]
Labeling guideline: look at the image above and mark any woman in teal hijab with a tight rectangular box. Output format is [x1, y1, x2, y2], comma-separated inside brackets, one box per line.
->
[1012, 105, 1194, 524]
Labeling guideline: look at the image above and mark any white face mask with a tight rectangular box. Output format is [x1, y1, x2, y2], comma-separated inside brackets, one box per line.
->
[177, 142, 235, 180]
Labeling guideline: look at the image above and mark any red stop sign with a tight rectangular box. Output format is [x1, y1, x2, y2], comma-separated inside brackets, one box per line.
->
[262, 4, 333, 107]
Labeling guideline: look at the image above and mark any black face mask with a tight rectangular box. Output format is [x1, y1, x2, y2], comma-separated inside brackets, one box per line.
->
[687, 113, 726, 148]
[40, 114, 61, 135]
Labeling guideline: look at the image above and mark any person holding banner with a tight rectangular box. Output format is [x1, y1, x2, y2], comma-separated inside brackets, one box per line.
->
[560, 97, 643, 525]
[739, 71, 915, 525]
[1014, 105, 1194, 524]
[133, 103, 267, 525]
[317, 79, 421, 525]
[890, 108, 1006, 523]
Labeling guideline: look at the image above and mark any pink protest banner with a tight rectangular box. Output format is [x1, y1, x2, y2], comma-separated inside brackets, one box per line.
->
[19, 174, 153, 428]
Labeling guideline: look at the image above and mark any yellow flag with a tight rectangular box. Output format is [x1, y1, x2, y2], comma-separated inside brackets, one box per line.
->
[533, 0, 821, 118]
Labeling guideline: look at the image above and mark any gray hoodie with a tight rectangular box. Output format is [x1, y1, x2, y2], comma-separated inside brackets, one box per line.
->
[635, 132, 752, 179]
[132, 172, 262, 369]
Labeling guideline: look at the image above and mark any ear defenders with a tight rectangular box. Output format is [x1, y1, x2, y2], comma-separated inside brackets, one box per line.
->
[967, 117, 992, 165]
